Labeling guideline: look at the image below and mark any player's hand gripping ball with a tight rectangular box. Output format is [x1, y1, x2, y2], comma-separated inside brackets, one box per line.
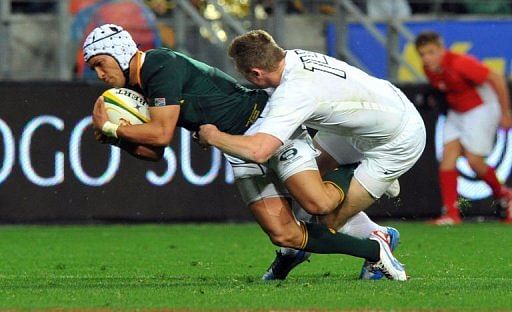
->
[101, 88, 150, 125]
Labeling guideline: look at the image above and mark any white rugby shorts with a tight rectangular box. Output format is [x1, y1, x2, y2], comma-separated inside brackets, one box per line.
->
[314, 111, 426, 199]
[226, 127, 320, 205]
[443, 100, 500, 156]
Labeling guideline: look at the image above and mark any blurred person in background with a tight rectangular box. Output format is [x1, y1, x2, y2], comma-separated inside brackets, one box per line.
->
[415, 31, 512, 225]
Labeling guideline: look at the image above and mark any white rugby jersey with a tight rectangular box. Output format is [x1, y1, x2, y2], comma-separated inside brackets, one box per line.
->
[258, 49, 421, 150]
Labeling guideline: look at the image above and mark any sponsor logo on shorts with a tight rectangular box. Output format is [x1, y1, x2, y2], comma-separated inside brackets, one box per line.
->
[383, 170, 396, 175]
[279, 148, 298, 161]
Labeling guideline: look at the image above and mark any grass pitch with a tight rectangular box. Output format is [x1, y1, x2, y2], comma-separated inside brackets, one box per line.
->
[0, 222, 511, 310]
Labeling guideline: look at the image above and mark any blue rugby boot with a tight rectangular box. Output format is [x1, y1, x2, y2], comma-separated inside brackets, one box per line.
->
[359, 227, 401, 280]
[366, 229, 407, 281]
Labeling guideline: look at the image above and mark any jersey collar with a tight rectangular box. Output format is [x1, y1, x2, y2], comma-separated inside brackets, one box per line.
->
[281, 50, 296, 83]
[134, 51, 145, 88]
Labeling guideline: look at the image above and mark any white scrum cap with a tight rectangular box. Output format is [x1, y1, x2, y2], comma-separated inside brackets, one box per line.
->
[83, 24, 137, 71]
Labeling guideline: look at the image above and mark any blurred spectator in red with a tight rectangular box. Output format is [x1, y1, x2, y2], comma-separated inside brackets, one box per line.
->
[415, 31, 512, 225]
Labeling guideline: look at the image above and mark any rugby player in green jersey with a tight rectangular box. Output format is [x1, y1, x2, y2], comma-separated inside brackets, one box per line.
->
[83, 24, 406, 281]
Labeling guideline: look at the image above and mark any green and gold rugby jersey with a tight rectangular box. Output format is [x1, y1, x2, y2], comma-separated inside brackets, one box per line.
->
[134, 48, 268, 135]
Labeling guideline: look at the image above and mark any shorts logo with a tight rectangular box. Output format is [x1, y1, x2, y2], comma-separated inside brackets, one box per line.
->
[279, 148, 298, 161]
[154, 98, 166, 107]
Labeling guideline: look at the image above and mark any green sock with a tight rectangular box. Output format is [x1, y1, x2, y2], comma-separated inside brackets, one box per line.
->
[323, 164, 357, 191]
[302, 222, 380, 261]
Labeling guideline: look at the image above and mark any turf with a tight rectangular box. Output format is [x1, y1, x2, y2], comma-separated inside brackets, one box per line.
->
[0, 222, 511, 310]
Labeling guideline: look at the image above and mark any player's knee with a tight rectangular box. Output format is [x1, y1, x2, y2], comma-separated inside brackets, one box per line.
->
[268, 231, 301, 249]
[466, 159, 479, 171]
[302, 198, 335, 215]
[465, 155, 487, 173]
[440, 157, 457, 170]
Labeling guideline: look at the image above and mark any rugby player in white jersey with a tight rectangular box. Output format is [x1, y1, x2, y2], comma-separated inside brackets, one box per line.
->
[199, 29, 426, 279]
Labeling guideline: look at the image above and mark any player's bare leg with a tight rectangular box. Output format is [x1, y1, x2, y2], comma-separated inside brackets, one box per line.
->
[250, 197, 303, 248]
[260, 144, 406, 280]
[464, 150, 512, 223]
[319, 177, 375, 230]
[463, 151, 488, 176]
[251, 197, 405, 281]
[284, 170, 343, 215]
[249, 196, 379, 259]
[432, 139, 463, 225]
[440, 140, 462, 171]
[251, 197, 312, 280]
[312, 143, 399, 233]
[281, 141, 346, 216]
[305, 142, 375, 229]
[314, 145, 402, 279]
[313, 144, 398, 237]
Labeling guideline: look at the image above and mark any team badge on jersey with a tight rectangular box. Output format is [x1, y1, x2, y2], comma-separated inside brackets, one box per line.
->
[154, 98, 166, 107]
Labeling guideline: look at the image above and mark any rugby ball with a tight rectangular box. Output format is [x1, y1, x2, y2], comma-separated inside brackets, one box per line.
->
[102, 88, 150, 125]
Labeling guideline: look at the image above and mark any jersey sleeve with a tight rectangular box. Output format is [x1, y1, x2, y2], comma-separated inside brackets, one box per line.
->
[257, 81, 317, 143]
[141, 55, 186, 107]
[453, 54, 490, 85]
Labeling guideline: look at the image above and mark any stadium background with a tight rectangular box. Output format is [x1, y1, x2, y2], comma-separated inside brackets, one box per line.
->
[1, 0, 511, 223]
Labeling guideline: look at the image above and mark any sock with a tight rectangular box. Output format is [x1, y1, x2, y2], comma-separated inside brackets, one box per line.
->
[323, 164, 357, 192]
[301, 222, 380, 261]
[338, 212, 387, 239]
[479, 167, 503, 198]
[439, 169, 459, 217]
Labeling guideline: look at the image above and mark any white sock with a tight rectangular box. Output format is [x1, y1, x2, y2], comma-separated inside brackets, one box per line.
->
[293, 206, 387, 239]
[338, 212, 387, 239]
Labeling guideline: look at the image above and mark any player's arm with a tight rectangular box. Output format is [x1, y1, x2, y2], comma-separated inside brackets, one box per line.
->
[116, 105, 180, 146]
[487, 71, 512, 127]
[457, 56, 512, 128]
[199, 124, 282, 163]
[94, 129, 164, 161]
[116, 140, 164, 161]
[93, 96, 180, 147]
